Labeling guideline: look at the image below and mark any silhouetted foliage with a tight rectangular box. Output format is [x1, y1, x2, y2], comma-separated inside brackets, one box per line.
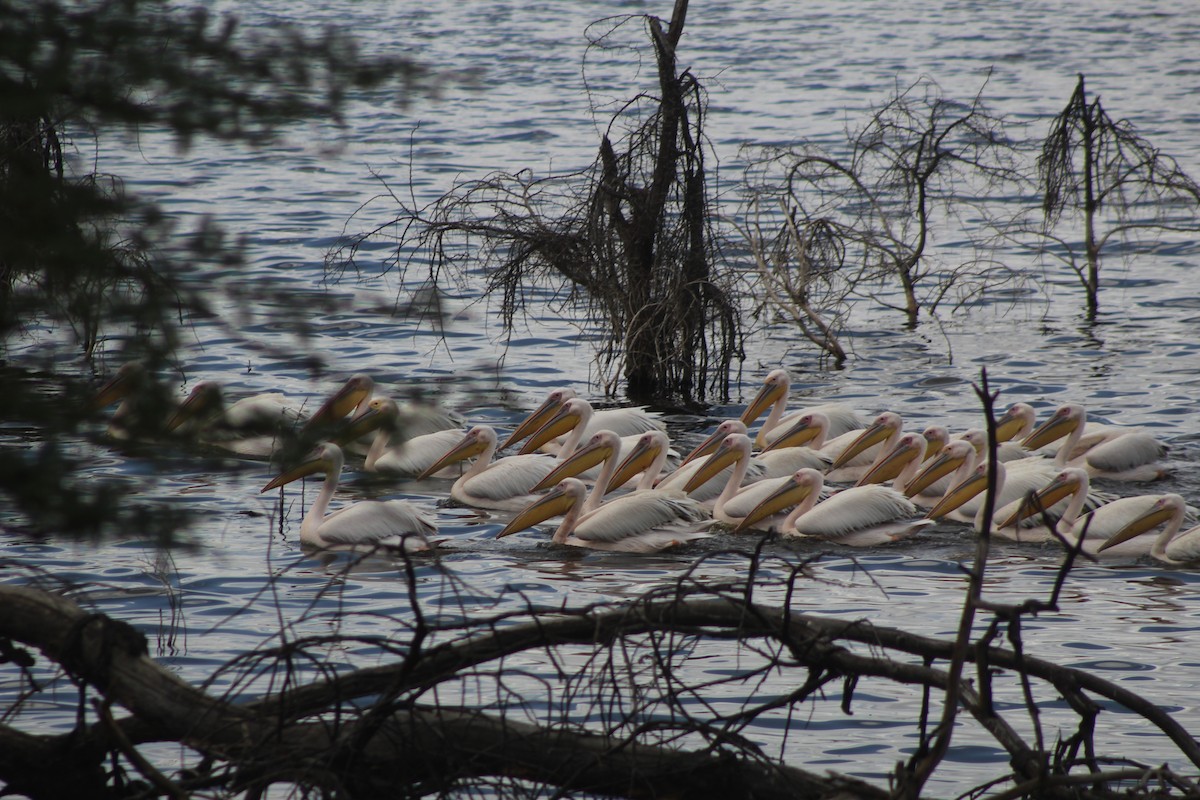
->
[0, 0, 421, 538]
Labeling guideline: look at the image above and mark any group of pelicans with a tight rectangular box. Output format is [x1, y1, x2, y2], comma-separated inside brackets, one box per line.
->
[91, 364, 1198, 563]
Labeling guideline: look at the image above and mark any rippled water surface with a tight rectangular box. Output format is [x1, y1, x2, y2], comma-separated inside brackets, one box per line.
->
[6, 0, 1200, 794]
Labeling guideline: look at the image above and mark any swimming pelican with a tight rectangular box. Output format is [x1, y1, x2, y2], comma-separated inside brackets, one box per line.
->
[902, 439, 978, 507]
[500, 388, 664, 453]
[679, 419, 832, 478]
[166, 380, 305, 458]
[418, 425, 567, 511]
[927, 460, 1107, 542]
[1097, 494, 1200, 563]
[739, 369, 866, 449]
[734, 468, 933, 546]
[261, 442, 436, 553]
[513, 397, 668, 485]
[498, 473, 708, 553]
[757, 410, 885, 482]
[91, 361, 177, 441]
[300, 373, 463, 454]
[341, 397, 468, 478]
[1022, 403, 1169, 482]
[995, 467, 1181, 551]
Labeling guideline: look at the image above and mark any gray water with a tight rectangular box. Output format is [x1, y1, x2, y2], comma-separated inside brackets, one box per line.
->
[5, 0, 1200, 794]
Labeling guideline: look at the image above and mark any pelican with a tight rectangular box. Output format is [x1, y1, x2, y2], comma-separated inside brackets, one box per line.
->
[927, 460, 1107, 542]
[734, 468, 933, 547]
[500, 388, 664, 453]
[757, 409, 885, 482]
[341, 397, 468, 478]
[653, 431, 768, 506]
[1022, 403, 1169, 482]
[996, 467, 1185, 551]
[679, 419, 832, 478]
[261, 442, 436, 553]
[498, 477, 709, 552]
[418, 425, 569, 511]
[1097, 494, 1200, 564]
[683, 433, 794, 528]
[903, 439, 978, 508]
[166, 380, 305, 458]
[300, 373, 463, 454]
[739, 369, 866, 450]
[91, 361, 177, 441]
[514, 397, 669, 485]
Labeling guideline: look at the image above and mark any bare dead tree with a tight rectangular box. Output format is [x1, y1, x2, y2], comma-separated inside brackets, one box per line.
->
[739, 76, 1028, 335]
[1028, 74, 1200, 320]
[328, 0, 742, 409]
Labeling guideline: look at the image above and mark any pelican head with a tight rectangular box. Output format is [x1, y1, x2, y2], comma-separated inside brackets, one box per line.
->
[499, 388, 576, 450]
[1022, 403, 1084, 452]
[759, 412, 826, 453]
[166, 381, 224, 432]
[91, 361, 147, 411]
[739, 369, 790, 425]
[519, 397, 589, 455]
[607, 430, 668, 492]
[1097, 494, 1188, 553]
[904, 440, 973, 499]
[337, 396, 400, 443]
[922, 425, 949, 460]
[683, 433, 750, 494]
[418, 426, 494, 479]
[995, 402, 1037, 443]
[531, 429, 619, 493]
[734, 468, 821, 533]
[497, 478, 585, 538]
[856, 433, 924, 487]
[831, 411, 901, 470]
[680, 420, 748, 466]
[996, 467, 1087, 530]
[300, 374, 374, 438]
[925, 461, 991, 520]
[262, 442, 341, 492]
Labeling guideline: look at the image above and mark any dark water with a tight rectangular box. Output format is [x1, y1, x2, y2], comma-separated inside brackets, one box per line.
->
[5, 0, 1200, 792]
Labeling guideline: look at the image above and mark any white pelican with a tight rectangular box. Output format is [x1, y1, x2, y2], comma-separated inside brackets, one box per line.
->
[995, 467, 1187, 552]
[679, 419, 832, 478]
[739, 369, 866, 450]
[758, 409, 905, 484]
[653, 432, 768, 506]
[418, 425, 568, 511]
[902, 439, 979, 508]
[1097, 494, 1200, 564]
[500, 388, 664, 453]
[342, 397, 468, 478]
[682, 433, 792, 528]
[497, 476, 709, 553]
[927, 460, 1107, 542]
[300, 373, 463, 454]
[261, 442, 436, 553]
[513, 397, 668, 485]
[166, 381, 305, 458]
[686, 431, 913, 531]
[734, 468, 933, 546]
[91, 361, 177, 441]
[1022, 403, 1169, 482]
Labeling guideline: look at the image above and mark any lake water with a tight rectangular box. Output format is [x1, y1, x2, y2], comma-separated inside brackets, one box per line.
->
[5, 0, 1200, 794]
